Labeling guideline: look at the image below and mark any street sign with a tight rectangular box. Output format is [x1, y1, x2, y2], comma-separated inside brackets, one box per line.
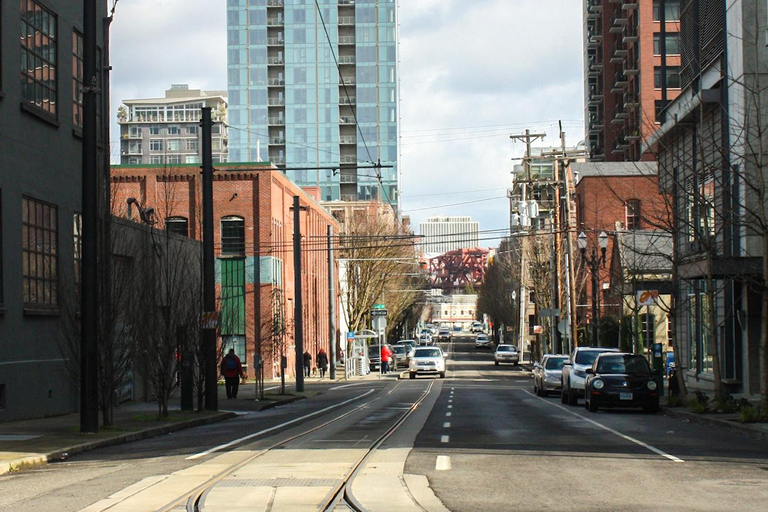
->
[637, 290, 659, 306]
[371, 308, 388, 317]
[373, 303, 386, 309]
[533, 325, 544, 334]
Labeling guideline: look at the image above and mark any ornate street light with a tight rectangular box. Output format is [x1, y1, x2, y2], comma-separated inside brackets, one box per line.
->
[578, 231, 609, 346]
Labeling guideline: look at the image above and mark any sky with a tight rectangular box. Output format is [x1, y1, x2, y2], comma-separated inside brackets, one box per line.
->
[109, 0, 585, 248]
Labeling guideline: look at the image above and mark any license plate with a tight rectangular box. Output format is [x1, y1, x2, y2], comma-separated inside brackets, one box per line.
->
[619, 392, 633, 400]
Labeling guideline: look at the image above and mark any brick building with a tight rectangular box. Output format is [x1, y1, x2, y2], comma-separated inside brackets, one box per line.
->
[110, 163, 340, 381]
[571, 162, 669, 341]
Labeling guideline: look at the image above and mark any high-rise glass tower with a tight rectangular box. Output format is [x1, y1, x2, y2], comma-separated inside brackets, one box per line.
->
[226, 0, 399, 207]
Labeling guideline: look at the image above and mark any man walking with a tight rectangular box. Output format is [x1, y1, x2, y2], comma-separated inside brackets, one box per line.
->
[303, 351, 312, 377]
[220, 349, 244, 399]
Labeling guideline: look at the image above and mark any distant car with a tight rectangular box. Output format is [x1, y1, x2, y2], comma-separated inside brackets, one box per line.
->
[409, 346, 446, 379]
[419, 333, 432, 345]
[475, 333, 492, 349]
[367, 344, 382, 371]
[397, 340, 416, 354]
[494, 344, 519, 365]
[438, 327, 452, 341]
[472, 321, 484, 333]
[533, 355, 568, 396]
[561, 347, 620, 405]
[584, 353, 660, 413]
[392, 344, 411, 369]
[452, 325, 462, 333]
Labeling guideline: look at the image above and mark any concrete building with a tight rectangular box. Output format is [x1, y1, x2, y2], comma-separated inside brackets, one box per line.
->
[645, 0, 765, 396]
[583, 0, 681, 160]
[111, 163, 340, 382]
[0, 1, 109, 421]
[117, 85, 228, 165]
[225, 0, 399, 207]
[430, 295, 478, 329]
[419, 216, 479, 255]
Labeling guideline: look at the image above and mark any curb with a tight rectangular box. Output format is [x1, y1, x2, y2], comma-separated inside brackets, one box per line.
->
[0, 412, 237, 476]
[662, 406, 768, 441]
[256, 395, 305, 411]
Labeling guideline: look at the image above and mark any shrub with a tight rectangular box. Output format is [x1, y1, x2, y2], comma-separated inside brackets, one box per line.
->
[666, 394, 684, 408]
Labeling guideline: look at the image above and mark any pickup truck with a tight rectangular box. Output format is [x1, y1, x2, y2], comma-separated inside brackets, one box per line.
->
[561, 347, 620, 405]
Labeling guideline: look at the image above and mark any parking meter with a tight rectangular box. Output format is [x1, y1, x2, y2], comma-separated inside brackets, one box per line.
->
[652, 343, 664, 395]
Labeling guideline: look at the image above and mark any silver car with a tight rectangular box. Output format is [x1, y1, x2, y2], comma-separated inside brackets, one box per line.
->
[533, 355, 568, 396]
[494, 344, 519, 365]
[475, 333, 492, 349]
[409, 346, 446, 379]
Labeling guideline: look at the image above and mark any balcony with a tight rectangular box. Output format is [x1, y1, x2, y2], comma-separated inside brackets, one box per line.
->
[587, 0, 601, 18]
[339, 96, 356, 105]
[587, 56, 603, 76]
[267, 37, 284, 46]
[123, 131, 141, 139]
[266, 18, 284, 27]
[268, 56, 284, 65]
[340, 155, 357, 164]
[624, 92, 640, 109]
[340, 135, 356, 145]
[339, 77, 356, 86]
[268, 78, 285, 87]
[622, 0, 638, 9]
[338, 16, 355, 26]
[269, 137, 286, 145]
[268, 117, 285, 126]
[339, 174, 357, 184]
[611, 42, 627, 63]
[623, 59, 639, 75]
[339, 116, 355, 124]
[268, 98, 285, 106]
[271, 156, 286, 165]
[267, 0, 283, 6]
[610, 11, 627, 33]
[626, 130, 641, 141]
[622, 23, 638, 43]
[611, 71, 628, 92]
[611, 106, 628, 125]
[588, 116, 604, 130]
[339, 0, 355, 4]
[338, 56, 356, 65]
[339, 36, 355, 45]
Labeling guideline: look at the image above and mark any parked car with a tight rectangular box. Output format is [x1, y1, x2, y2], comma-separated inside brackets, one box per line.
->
[367, 344, 395, 372]
[409, 346, 446, 379]
[438, 327, 452, 342]
[397, 340, 416, 354]
[392, 344, 411, 369]
[472, 321, 484, 333]
[561, 347, 620, 405]
[533, 354, 568, 396]
[475, 333, 492, 349]
[584, 353, 660, 413]
[494, 344, 519, 365]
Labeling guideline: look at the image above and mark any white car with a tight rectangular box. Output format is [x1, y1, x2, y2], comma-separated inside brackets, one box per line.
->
[561, 347, 620, 405]
[409, 346, 446, 379]
[475, 333, 492, 349]
[494, 344, 519, 365]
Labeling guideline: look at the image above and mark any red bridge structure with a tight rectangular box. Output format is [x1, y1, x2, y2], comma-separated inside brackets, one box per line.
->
[427, 247, 489, 293]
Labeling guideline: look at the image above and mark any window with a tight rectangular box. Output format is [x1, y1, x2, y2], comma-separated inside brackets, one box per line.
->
[72, 31, 83, 127]
[167, 139, 181, 151]
[150, 139, 163, 152]
[654, 66, 680, 88]
[221, 259, 245, 339]
[168, 125, 181, 135]
[528, 314, 536, 335]
[653, 0, 680, 21]
[221, 216, 245, 255]
[186, 155, 199, 164]
[22, 197, 58, 308]
[212, 124, 221, 134]
[21, 1, 58, 116]
[655, 99, 667, 123]
[187, 125, 198, 135]
[641, 313, 656, 346]
[165, 217, 188, 237]
[186, 139, 198, 151]
[626, 199, 641, 230]
[167, 155, 181, 164]
[667, 314, 673, 346]
[653, 33, 680, 55]
[128, 157, 140, 164]
[150, 155, 162, 164]
[149, 125, 161, 135]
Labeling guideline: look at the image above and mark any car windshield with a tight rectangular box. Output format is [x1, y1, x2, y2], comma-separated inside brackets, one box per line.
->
[477, 335, 488, 339]
[393, 346, 406, 355]
[545, 357, 566, 370]
[574, 350, 610, 365]
[596, 355, 651, 375]
[497, 346, 515, 352]
[414, 348, 441, 358]
[367, 346, 381, 358]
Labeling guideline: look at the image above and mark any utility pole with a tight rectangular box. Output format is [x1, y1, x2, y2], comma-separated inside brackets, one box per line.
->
[80, 0, 99, 433]
[509, 130, 545, 362]
[328, 225, 337, 380]
[293, 196, 305, 392]
[201, 107, 218, 411]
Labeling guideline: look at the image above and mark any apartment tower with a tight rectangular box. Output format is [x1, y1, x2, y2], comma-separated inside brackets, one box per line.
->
[584, 0, 681, 161]
[419, 216, 480, 255]
[226, 0, 399, 207]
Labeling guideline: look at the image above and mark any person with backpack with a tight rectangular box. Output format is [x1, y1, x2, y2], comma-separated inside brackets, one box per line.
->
[317, 348, 329, 378]
[220, 348, 244, 399]
[303, 351, 312, 377]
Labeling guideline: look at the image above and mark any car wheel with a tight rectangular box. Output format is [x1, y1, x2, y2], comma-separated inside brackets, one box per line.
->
[440, 371, 446, 378]
[567, 388, 578, 406]
[495, 361, 499, 366]
[409, 372, 416, 380]
[560, 384, 568, 404]
[587, 396, 598, 412]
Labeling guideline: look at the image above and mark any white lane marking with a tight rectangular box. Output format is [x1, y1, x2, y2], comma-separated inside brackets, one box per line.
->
[443, 422, 451, 428]
[187, 389, 376, 460]
[435, 455, 451, 471]
[441, 435, 450, 443]
[447, 405, 452, 409]
[445, 412, 452, 417]
[523, 390, 684, 463]
[329, 382, 372, 391]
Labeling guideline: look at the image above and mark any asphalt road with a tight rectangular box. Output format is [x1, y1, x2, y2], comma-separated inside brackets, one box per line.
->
[2, 333, 767, 512]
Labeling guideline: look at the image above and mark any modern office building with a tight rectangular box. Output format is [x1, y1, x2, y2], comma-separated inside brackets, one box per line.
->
[226, 0, 399, 207]
[117, 84, 229, 165]
[419, 216, 480, 254]
[1, 0, 109, 421]
[583, 0, 681, 160]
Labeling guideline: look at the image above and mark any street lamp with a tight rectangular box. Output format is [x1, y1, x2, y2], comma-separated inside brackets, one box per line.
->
[577, 231, 608, 346]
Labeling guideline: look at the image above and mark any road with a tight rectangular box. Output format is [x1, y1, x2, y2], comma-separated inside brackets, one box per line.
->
[1, 334, 767, 511]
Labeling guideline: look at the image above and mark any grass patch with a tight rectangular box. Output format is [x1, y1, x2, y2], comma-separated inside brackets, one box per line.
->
[665, 394, 684, 408]
[738, 405, 768, 423]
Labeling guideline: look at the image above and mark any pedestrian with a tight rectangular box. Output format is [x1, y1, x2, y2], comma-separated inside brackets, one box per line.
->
[381, 344, 393, 374]
[220, 348, 244, 399]
[303, 351, 312, 377]
[317, 348, 329, 378]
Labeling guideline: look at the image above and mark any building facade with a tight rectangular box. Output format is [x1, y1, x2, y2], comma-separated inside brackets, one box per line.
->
[419, 216, 480, 255]
[111, 163, 340, 382]
[226, 0, 399, 207]
[117, 84, 229, 165]
[0, 1, 109, 421]
[646, 0, 765, 396]
[584, 0, 681, 160]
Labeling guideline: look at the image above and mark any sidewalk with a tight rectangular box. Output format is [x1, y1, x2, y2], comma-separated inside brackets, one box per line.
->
[0, 377, 321, 476]
[661, 401, 768, 441]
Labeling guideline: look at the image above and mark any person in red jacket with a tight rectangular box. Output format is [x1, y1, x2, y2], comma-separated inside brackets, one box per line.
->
[220, 349, 245, 399]
[381, 344, 393, 374]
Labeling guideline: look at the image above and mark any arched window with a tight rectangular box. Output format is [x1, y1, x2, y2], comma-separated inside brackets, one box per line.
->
[165, 217, 188, 237]
[221, 216, 245, 255]
[626, 199, 641, 230]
